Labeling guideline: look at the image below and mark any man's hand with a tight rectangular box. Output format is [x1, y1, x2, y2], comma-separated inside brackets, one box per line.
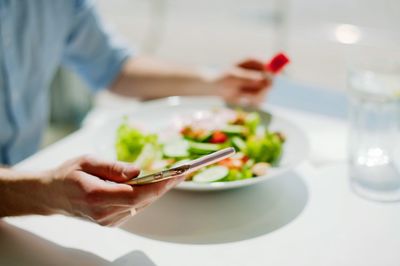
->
[47, 155, 184, 226]
[0, 156, 183, 226]
[215, 59, 272, 106]
[110, 56, 272, 105]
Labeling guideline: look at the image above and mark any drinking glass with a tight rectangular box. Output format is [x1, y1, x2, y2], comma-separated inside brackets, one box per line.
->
[347, 59, 400, 202]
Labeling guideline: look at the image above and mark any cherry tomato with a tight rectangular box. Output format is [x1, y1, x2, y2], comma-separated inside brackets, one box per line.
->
[242, 155, 250, 163]
[210, 131, 228, 143]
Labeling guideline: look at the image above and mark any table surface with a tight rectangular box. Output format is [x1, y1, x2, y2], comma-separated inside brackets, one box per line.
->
[2, 94, 400, 266]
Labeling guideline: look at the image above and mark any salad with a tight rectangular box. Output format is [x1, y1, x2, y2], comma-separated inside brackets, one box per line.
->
[115, 109, 285, 183]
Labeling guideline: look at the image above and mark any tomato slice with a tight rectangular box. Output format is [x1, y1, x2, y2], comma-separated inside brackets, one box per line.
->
[210, 131, 228, 143]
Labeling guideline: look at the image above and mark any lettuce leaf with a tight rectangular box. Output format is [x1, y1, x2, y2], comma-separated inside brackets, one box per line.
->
[115, 123, 159, 163]
[246, 132, 283, 164]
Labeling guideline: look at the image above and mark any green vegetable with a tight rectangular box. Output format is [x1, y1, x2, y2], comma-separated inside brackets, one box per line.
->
[246, 132, 284, 165]
[231, 136, 247, 152]
[188, 141, 221, 155]
[224, 169, 241, 181]
[115, 123, 159, 163]
[268, 132, 284, 164]
[115, 108, 286, 183]
[244, 158, 255, 168]
[198, 132, 212, 142]
[222, 167, 252, 182]
[221, 125, 248, 136]
[134, 143, 162, 169]
[242, 167, 253, 179]
[193, 166, 229, 183]
[245, 112, 260, 134]
[163, 139, 189, 158]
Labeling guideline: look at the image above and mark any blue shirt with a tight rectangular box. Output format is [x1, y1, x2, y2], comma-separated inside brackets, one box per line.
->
[0, 0, 131, 165]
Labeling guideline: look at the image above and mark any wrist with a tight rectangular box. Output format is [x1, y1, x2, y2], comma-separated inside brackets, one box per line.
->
[197, 66, 222, 84]
[0, 169, 60, 217]
[36, 169, 71, 216]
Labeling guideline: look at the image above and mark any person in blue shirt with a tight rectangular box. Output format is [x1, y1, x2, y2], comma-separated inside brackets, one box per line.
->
[0, 0, 270, 225]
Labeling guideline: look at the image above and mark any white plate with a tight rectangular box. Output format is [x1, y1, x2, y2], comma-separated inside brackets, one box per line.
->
[93, 96, 310, 191]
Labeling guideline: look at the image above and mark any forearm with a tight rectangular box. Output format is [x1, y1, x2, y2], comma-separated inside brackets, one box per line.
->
[0, 168, 59, 217]
[109, 56, 218, 99]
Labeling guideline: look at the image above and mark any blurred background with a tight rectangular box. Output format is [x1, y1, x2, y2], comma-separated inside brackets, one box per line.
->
[46, 0, 400, 145]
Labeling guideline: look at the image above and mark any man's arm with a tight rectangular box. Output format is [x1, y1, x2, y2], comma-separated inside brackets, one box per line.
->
[0, 156, 184, 226]
[109, 56, 271, 105]
[110, 56, 213, 99]
[61, 2, 271, 105]
[0, 168, 57, 217]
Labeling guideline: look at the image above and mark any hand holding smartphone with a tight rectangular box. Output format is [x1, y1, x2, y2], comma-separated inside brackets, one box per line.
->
[124, 147, 235, 185]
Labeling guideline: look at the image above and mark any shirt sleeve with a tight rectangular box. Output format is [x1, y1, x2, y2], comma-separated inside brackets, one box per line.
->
[61, 0, 132, 91]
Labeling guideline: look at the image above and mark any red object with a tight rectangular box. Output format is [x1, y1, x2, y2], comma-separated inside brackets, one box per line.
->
[218, 158, 243, 169]
[266, 53, 290, 74]
[210, 131, 228, 143]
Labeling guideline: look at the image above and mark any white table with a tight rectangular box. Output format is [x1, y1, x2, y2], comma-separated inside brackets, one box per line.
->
[2, 104, 400, 266]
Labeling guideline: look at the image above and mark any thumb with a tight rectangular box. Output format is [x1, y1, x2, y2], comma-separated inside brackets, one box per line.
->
[79, 156, 140, 182]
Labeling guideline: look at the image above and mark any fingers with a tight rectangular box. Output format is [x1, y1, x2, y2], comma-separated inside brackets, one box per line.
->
[85, 175, 180, 226]
[237, 59, 265, 71]
[227, 86, 269, 107]
[109, 212, 133, 227]
[219, 81, 268, 106]
[240, 79, 270, 93]
[78, 204, 129, 225]
[243, 89, 268, 106]
[217, 64, 272, 107]
[79, 155, 140, 182]
[98, 210, 133, 227]
[130, 175, 185, 205]
[227, 68, 270, 92]
[135, 201, 154, 213]
[78, 171, 184, 208]
[229, 67, 266, 82]
[89, 205, 130, 221]
[72, 158, 185, 227]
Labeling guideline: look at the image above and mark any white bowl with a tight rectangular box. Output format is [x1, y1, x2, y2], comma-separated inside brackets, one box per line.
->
[93, 96, 310, 191]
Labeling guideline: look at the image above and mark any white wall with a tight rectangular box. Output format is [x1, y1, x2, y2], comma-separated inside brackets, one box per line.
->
[96, 0, 400, 90]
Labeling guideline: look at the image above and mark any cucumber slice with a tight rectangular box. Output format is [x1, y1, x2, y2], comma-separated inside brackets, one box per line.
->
[163, 140, 189, 158]
[231, 136, 246, 152]
[171, 159, 191, 168]
[222, 125, 247, 135]
[198, 131, 212, 142]
[193, 166, 229, 183]
[188, 142, 220, 154]
[134, 143, 161, 170]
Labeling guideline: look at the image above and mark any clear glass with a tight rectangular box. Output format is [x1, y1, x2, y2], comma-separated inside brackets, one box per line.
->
[348, 64, 400, 202]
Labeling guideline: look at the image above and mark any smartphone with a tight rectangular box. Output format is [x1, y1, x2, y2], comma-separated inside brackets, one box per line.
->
[124, 147, 235, 185]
